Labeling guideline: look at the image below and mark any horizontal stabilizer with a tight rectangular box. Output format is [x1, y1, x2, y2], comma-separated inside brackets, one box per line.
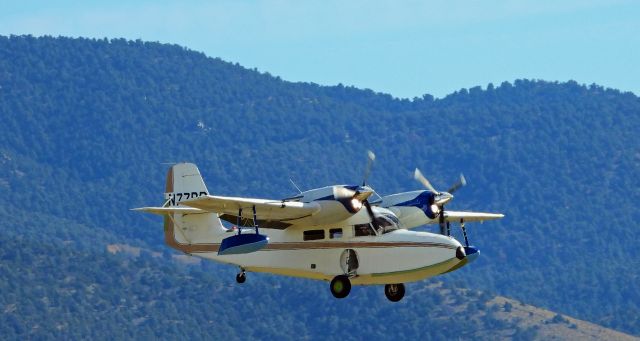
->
[444, 211, 504, 223]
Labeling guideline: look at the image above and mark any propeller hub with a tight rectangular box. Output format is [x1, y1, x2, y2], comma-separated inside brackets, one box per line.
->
[430, 204, 440, 216]
[350, 197, 363, 211]
[353, 189, 373, 201]
[435, 192, 453, 206]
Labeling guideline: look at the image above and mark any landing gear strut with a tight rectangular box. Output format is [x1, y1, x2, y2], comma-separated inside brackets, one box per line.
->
[330, 275, 351, 299]
[236, 270, 246, 284]
[384, 283, 405, 302]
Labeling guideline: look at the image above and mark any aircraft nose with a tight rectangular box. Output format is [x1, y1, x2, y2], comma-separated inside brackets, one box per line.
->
[432, 234, 465, 260]
[455, 246, 466, 260]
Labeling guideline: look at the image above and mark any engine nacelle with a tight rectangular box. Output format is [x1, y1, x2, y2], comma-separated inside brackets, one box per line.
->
[378, 190, 438, 229]
[282, 185, 374, 226]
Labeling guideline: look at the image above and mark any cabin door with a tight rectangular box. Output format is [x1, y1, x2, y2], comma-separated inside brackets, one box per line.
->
[340, 249, 359, 275]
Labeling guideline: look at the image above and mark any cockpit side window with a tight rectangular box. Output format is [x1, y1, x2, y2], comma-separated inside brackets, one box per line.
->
[354, 223, 376, 236]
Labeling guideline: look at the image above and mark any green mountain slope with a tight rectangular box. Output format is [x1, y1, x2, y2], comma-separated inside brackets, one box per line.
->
[0, 35, 639, 336]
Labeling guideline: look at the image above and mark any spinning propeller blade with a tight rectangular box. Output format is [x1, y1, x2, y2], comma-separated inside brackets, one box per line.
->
[362, 150, 376, 186]
[363, 200, 379, 231]
[360, 150, 379, 230]
[447, 174, 467, 194]
[413, 168, 468, 235]
[414, 168, 438, 194]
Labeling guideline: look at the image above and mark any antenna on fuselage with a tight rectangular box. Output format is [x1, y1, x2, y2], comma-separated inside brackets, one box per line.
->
[289, 178, 303, 194]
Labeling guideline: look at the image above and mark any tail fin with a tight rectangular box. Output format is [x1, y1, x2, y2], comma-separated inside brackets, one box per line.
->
[165, 163, 209, 206]
[163, 163, 225, 251]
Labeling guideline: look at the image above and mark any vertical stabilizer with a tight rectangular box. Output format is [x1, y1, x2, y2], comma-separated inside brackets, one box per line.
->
[165, 163, 209, 206]
[162, 163, 226, 251]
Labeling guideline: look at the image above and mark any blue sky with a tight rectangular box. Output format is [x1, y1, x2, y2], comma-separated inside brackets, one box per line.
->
[1, 0, 638, 98]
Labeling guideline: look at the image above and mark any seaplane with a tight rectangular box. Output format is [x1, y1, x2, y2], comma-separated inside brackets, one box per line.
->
[133, 152, 503, 302]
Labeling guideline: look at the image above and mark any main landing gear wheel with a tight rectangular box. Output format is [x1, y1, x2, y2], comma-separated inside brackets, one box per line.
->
[384, 283, 405, 302]
[330, 275, 351, 299]
[236, 271, 246, 284]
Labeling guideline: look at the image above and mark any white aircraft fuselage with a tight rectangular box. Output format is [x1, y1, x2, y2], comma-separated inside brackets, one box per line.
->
[136, 162, 501, 301]
[164, 207, 467, 285]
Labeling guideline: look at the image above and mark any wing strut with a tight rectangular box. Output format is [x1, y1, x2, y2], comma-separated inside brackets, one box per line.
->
[460, 219, 469, 247]
[236, 208, 242, 235]
[253, 205, 260, 235]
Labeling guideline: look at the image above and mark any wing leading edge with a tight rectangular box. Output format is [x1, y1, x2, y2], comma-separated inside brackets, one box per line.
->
[444, 211, 504, 223]
[181, 195, 321, 222]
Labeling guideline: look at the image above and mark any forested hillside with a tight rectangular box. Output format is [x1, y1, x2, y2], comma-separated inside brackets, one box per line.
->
[1, 232, 542, 340]
[0, 35, 639, 337]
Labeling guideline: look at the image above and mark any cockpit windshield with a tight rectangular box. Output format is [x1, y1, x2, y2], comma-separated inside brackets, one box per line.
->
[354, 213, 402, 237]
[373, 213, 402, 234]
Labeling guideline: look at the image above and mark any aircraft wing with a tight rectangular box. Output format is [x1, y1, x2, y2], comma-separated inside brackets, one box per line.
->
[181, 195, 321, 222]
[444, 211, 504, 222]
[131, 207, 207, 215]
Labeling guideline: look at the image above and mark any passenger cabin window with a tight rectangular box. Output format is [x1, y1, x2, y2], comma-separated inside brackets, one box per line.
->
[354, 223, 376, 236]
[303, 229, 325, 241]
[330, 228, 343, 239]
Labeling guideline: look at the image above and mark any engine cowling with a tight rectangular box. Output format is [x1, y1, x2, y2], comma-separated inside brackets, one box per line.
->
[378, 190, 439, 229]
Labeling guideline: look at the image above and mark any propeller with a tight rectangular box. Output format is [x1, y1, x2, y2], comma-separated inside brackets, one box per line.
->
[333, 150, 377, 214]
[447, 174, 467, 194]
[413, 168, 467, 235]
[360, 150, 379, 231]
[362, 150, 376, 186]
[363, 199, 379, 231]
[333, 186, 370, 212]
[413, 168, 437, 194]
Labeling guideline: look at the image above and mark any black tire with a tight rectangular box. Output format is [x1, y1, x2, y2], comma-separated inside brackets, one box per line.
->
[236, 272, 246, 284]
[330, 275, 351, 299]
[384, 283, 405, 302]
